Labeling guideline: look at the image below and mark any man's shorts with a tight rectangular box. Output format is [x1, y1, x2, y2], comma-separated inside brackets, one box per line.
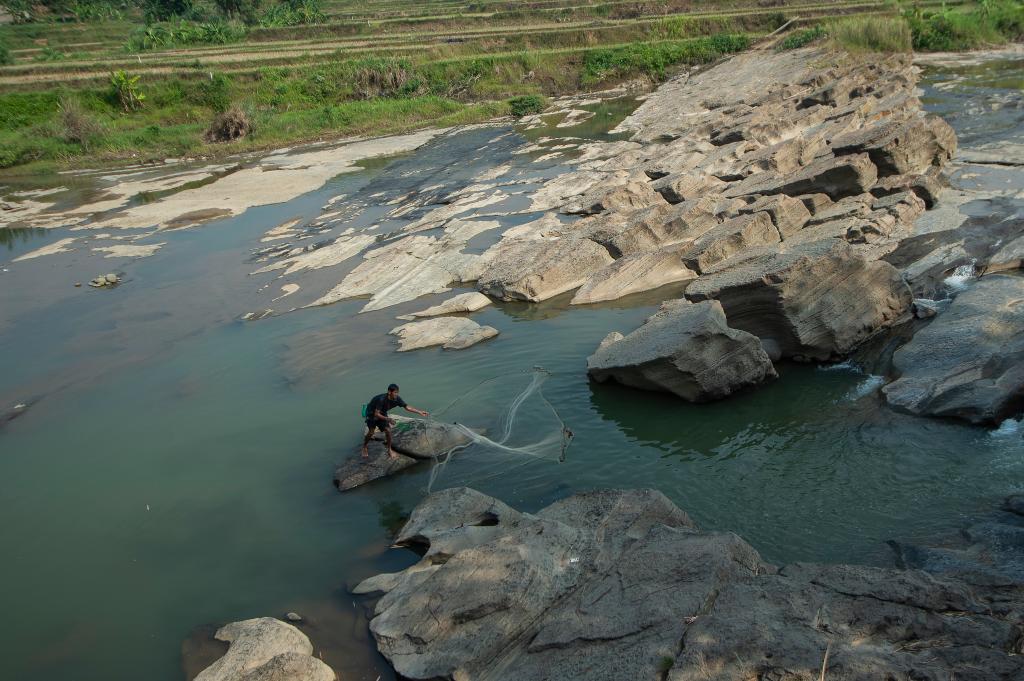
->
[366, 418, 390, 431]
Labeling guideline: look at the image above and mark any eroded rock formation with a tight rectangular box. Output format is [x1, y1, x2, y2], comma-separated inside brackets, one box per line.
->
[355, 488, 1024, 681]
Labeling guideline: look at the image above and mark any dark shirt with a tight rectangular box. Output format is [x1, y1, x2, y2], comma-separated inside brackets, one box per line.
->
[367, 393, 407, 421]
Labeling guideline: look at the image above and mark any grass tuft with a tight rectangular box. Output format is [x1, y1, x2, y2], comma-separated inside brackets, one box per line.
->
[828, 16, 912, 53]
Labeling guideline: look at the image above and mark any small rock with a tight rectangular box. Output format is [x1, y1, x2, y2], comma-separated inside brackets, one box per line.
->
[389, 317, 499, 352]
[193, 617, 334, 681]
[104, 273, 119, 284]
[74, 282, 82, 287]
[285, 612, 302, 623]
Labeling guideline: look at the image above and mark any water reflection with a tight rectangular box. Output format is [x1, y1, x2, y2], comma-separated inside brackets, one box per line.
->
[0, 225, 48, 250]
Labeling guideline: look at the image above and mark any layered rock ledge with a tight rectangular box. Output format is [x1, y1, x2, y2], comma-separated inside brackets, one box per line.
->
[356, 488, 1024, 681]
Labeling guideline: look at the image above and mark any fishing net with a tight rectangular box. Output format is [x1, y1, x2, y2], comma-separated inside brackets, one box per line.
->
[425, 367, 572, 493]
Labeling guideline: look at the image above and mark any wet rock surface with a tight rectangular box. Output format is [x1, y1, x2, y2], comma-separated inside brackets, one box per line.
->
[333, 442, 418, 492]
[883, 274, 1024, 425]
[357, 488, 1024, 681]
[587, 299, 776, 400]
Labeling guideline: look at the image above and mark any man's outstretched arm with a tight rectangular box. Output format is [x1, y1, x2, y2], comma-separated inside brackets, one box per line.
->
[404, 405, 429, 417]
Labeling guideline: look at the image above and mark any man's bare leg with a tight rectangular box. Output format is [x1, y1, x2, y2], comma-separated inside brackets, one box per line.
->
[385, 427, 398, 459]
[361, 426, 375, 458]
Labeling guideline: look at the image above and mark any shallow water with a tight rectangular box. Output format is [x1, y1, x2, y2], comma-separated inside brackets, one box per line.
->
[1, 62, 1023, 681]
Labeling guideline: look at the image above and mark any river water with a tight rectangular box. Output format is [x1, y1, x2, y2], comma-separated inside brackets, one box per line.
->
[1, 57, 1022, 681]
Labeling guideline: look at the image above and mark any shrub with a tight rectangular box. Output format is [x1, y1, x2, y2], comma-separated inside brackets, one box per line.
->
[904, 1, 1024, 51]
[110, 70, 146, 112]
[211, 0, 261, 23]
[829, 16, 912, 52]
[205, 104, 252, 141]
[258, 0, 324, 27]
[0, 42, 11, 66]
[581, 34, 749, 86]
[141, 0, 194, 22]
[58, 96, 103, 147]
[184, 72, 233, 111]
[508, 94, 545, 117]
[34, 46, 68, 62]
[125, 20, 246, 51]
[778, 25, 827, 50]
[349, 58, 413, 99]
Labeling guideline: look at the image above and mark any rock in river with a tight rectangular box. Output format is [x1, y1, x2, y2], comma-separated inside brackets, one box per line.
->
[389, 317, 498, 351]
[389, 416, 473, 459]
[194, 617, 334, 681]
[356, 487, 1024, 681]
[570, 245, 696, 305]
[686, 240, 912, 361]
[396, 291, 493, 320]
[883, 274, 1024, 425]
[586, 299, 776, 401]
[333, 441, 418, 492]
[477, 237, 614, 302]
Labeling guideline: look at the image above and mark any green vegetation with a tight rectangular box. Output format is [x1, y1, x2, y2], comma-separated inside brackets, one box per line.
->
[829, 15, 913, 52]
[110, 69, 146, 110]
[0, 0, 1009, 172]
[905, 0, 1024, 51]
[581, 34, 750, 86]
[826, 1, 1024, 53]
[508, 94, 545, 117]
[778, 24, 827, 50]
[124, 20, 246, 50]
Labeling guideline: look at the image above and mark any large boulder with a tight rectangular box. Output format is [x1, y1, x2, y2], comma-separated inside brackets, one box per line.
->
[477, 237, 614, 302]
[570, 245, 696, 304]
[883, 274, 1024, 425]
[586, 299, 776, 401]
[686, 240, 912, 361]
[194, 618, 334, 681]
[356, 488, 1024, 681]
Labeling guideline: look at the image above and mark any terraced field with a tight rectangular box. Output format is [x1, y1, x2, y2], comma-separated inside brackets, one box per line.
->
[0, 0, 998, 169]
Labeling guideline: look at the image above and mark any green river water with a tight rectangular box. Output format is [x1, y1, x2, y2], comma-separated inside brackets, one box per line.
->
[1, 58, 1022, 681]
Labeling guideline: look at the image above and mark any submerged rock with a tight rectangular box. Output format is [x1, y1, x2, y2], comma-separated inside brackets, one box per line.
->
[687, 240, 912, 361]
[333, 441, 418, 492]
[586, 299, 776, 401]
[396, 292, 493, 320]
[883, 274, 1024, 425]
[193, 617, 334, 681]
[389, 317, 498, 351]
[357, 487, 1024, 681]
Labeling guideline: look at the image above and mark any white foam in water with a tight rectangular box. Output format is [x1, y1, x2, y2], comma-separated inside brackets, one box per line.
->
[992, 418, 1021, 438]
[818, 360, 862, 374]
[846, 375, 885, 401]
[944, 260, 977, 292]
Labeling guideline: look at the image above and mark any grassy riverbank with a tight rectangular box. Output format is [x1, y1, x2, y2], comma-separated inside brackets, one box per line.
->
[0, 0, 1013, 173]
